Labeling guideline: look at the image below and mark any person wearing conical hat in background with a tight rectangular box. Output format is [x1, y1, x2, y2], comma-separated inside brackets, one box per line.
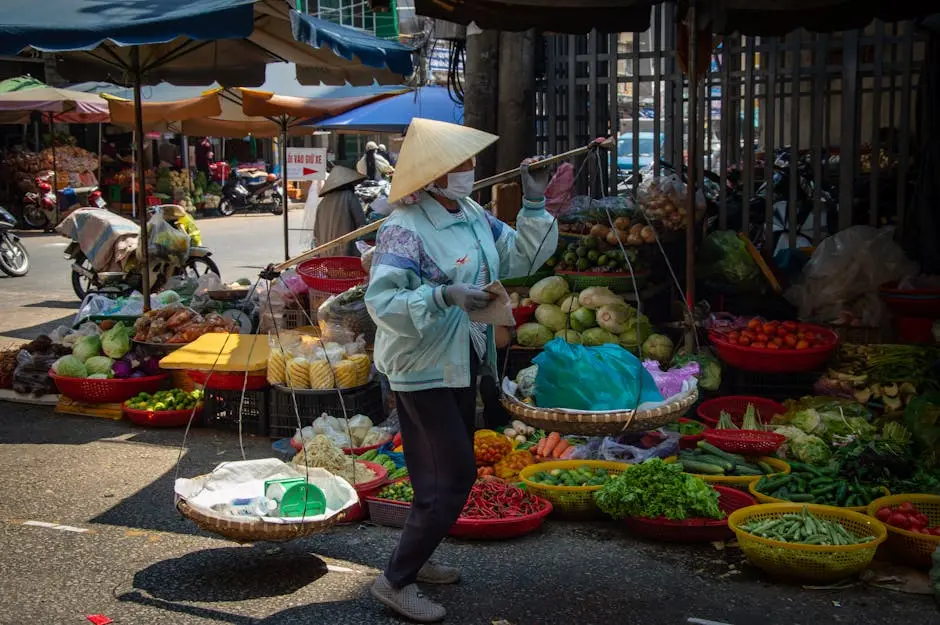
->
[357, 140, 395, 181]
[365, 118, 557, 622]
[377, 142, 394, 165]
[310, 166, 367, 257]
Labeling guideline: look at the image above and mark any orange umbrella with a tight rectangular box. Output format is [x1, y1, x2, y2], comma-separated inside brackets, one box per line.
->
[102, 91, 222, 131]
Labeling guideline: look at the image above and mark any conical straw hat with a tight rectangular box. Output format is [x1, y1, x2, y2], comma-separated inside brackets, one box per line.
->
[320, 166, 366, 195]
[388, 118, 499, 204]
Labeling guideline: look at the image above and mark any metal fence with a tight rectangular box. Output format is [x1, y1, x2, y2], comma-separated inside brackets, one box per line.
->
[536, 3, 926, 248]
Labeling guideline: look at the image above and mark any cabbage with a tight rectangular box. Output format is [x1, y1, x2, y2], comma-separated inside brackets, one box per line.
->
[581, 327, 618, 346]
[555, 329, 582, 344]
[71, 335, 101, 363]
[578, 286, 623, 310]
[87, 373, 110, 379]
[52, 355, 87, 378]
[569, 307, 597, 332]
[790, 409, 824, 435]
[789, 433, 831, 466]
[517, 323, 554, 348]
[85, 356, 114, 377]
[529, 276, 569, 305]
[673, 352, 722, 391]
[596, 304, 631, 334]
[642, 333, 674, 363]
[535, 304, 566, 332]
[100, 322, 131, 359]
[515, 364, 539, 398]
[558, 294, 581, 314]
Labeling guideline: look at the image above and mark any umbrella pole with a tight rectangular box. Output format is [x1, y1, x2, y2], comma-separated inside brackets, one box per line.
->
[132, 47, 152, 311]
[97, 122, 103, 187]
[49, 113, 58, 226]
[684, 4, 699, 352]
[281, 117, 289, 261]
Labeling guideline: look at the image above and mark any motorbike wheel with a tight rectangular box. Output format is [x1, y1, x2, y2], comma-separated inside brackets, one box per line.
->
[0, 234, 29, 277]
[218, 199, 236, 217]
[71, 256, 95, 300]
[22, 205, 49, 230]
[271, 192, 284, 215]
[180, 256, 220, 280]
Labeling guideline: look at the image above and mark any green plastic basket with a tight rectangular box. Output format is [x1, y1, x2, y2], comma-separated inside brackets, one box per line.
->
[502, 271, 553, 288]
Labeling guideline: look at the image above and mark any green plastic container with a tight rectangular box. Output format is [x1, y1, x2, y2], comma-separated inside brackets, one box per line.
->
[265, 477, 326, 518]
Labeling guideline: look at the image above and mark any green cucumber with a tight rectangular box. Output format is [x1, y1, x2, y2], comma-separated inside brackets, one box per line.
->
[696, 454, 734, 471]
[681, 459, 726, 475]
[757, 461, 774, 474]
[759, 474, 792, 492]
[730, 465, 763, 476]
[697, 441, 746, 464]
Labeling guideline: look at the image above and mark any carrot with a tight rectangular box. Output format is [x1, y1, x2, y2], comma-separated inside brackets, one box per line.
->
[536, 437, 547, 456]
[560, 445, 577, 459]
[541, 432, 561, 457]
[552, 440, 570, 458]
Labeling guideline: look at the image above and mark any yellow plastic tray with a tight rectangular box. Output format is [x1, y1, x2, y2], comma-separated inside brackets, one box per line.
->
[866, 493, 940, 569]
[728, 503, 886, 582]
[158, 334, 270, 372]
[519, 460, 628, 519]
[665, 456, 790, 491]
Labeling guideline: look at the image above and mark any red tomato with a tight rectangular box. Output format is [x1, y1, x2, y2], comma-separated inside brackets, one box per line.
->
[741, 330, 755, 340]
[772, 337, 784, 347]
[914, 513, 930, 528]
[737, 336, 751, 346]
[727, 331, 740, 342]
[782, 321, 798, 331]
[748, 318, 762, 330]
[802, 331, 817, 341]
[783, 334, 798, 348]
[777, 327, 789, 338]
[796, 340, 810, 350]
[756, 333, 769, 343]
[751, 342, 767, 349]
[766, 342, 780, 349]
[889, 512, 912, 529]
[761, 323, 776, 335]
[930, 528, 940, 536]
[876, 507, 893, 522]
[898, 502, 916, 514]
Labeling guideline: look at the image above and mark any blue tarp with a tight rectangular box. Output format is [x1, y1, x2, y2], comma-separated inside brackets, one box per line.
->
[311, 86, 463, 133]
[291, 12, 413, 79]
[0, 0, 256, 54]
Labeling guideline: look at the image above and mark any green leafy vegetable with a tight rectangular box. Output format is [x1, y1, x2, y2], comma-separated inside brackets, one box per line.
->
[100, 321, 132, 359]
[673, 351, 721, 391]
[788, 433, 831, 466]
[904, 393, 940, 467]
[790, 409, 824, 435]
[593, 458, 723, 521]
[71, 335, 101, 363]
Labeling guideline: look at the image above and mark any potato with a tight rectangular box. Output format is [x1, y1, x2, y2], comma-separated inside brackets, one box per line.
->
[613, 216, 631, 231]
[589, 224, 611, 239]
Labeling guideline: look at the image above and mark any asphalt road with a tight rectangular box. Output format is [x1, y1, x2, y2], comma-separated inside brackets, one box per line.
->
[0, 407, 936, 625]
[0, 210, 309, 344]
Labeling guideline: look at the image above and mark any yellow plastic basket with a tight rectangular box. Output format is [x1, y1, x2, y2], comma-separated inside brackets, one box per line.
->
[728, 503, 887, 582]
[866, 493, 940, 569]
[519, 460, 629, 519]
[749, 481, 890, 513]
[664, 456, 790, 492]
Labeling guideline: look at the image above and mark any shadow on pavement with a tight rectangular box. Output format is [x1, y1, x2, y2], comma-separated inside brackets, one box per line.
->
[132, 546, 328, 602]
[22, 300, 79, 310]
[0, 312, 75, 340]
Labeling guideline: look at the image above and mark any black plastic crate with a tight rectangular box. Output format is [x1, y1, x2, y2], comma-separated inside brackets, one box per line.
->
[202, 389, 270, 436]
[727, 367, 822, 402]
[269, 381, 386, 439]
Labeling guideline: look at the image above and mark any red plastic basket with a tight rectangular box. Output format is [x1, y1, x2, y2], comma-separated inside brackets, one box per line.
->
[623, 486, 756, 542]
[186, 369, 269, 391]
[342, 441, 390, 456]
[708, 325, 838, 373]
[704, 429, 786, 455]
[676, 417, 708, 450]
[123, 404, 202, 428]
[341, 460, 388, 523]
[696, 396, 786, 428]
[49, 371, 169, 403]
[297, 257, 368, 294]
[449, 497, 553, 540]
[879, 281, 940, 317]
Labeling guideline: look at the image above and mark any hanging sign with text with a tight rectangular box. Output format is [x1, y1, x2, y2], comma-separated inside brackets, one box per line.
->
[285, 148, 327, 181]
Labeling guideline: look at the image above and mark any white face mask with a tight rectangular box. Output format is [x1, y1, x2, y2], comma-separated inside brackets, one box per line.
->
[429, 170, 475, 200]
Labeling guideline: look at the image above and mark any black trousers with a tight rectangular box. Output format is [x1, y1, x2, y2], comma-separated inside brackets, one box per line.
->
[384, 355, 479, 588]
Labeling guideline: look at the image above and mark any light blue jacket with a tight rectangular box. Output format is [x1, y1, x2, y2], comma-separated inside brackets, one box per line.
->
[365, 191, 558, 392]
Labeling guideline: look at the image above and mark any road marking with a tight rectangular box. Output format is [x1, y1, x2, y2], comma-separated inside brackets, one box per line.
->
[22, 520, 91, 533]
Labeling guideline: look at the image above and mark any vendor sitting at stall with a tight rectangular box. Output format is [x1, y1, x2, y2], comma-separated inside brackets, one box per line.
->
[365, 118, 557, 623]
[312, 166, 367, 256]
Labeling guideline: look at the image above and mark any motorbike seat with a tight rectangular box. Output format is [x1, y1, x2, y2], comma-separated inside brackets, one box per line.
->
[98, 272, 125, 284]
[189, 246, 211, 257]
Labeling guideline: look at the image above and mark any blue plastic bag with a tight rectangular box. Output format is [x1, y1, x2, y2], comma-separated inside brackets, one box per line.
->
[533, 339, 664, 411]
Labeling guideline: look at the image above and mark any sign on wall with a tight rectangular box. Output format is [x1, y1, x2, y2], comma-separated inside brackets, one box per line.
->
[286, 148, 327, 181]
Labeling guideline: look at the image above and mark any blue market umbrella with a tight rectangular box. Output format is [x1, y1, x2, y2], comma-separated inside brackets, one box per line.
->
[0, 0, 413, 300]
[311, 86, 463, 134]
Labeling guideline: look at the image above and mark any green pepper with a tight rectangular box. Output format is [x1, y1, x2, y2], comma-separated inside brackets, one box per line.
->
[760, 475, 792, 492]
[788, 493, 815, 502]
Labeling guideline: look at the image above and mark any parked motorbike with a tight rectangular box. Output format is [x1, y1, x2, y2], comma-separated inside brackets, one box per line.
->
[66, 206, 219, 300]
[23, 172, 106, 231]
[0, 206, 29, 277]
[218, 171, 283, 217]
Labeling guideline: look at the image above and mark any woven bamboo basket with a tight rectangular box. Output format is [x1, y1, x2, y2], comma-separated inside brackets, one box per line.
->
[500, 388, 698, 435]
[177, 498, 347, 543]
